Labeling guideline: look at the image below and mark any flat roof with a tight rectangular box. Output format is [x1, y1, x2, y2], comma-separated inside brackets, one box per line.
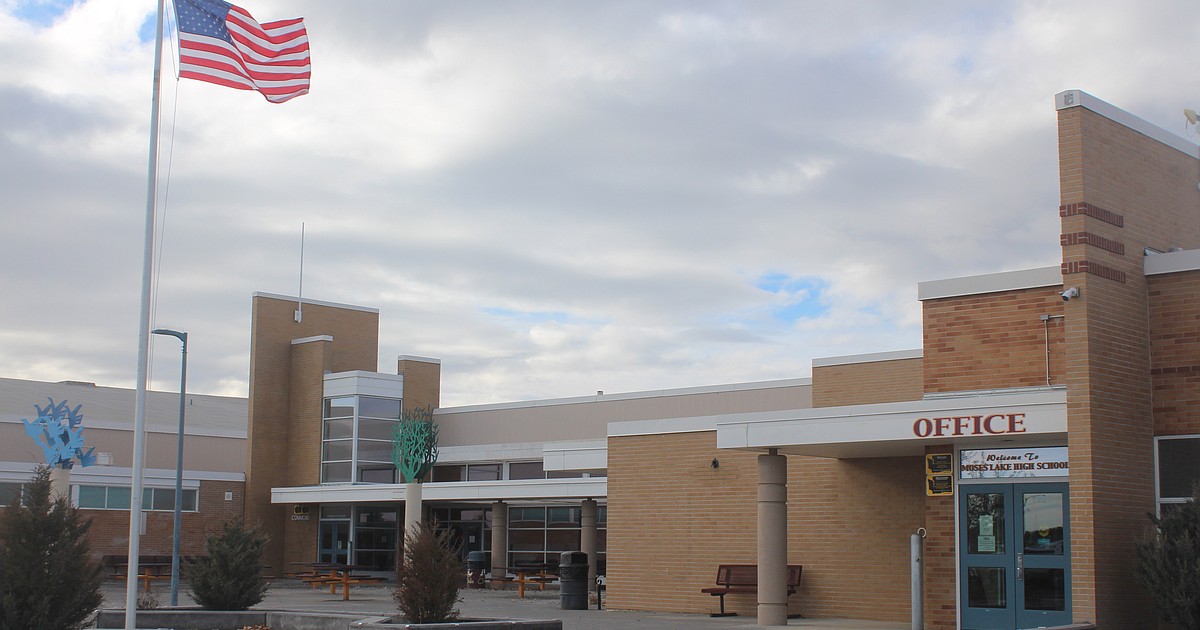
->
[1056, 89, 1200, 159]
[812, 349, 922, 368]
[1146, 248, 1200, 276]
[0, 377, 247, 438]
[918, 266, 1061, 301]
[252, 291, 379, 314]
[439, 377, 813, 415]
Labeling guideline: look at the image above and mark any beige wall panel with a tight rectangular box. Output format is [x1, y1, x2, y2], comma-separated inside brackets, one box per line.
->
[437, 384, 812, 446]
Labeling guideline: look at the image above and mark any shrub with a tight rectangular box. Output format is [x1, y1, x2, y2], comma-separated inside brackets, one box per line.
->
[186, 518, 269, 610]
[1136, 483, 1200, 629]
[0, 465, 102, 630]
[394, 521, 462, 623]
[135, 589, 160, 610]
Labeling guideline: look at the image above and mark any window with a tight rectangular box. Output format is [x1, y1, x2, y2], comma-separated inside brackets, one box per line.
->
[467, 463, 501, 481]
[432, 465, 464, 482]
[1157, 436, 1200, 514]
[0, 482, 24, 507]
[508, 461, 544, 480]
[321, 395, 403, 484]
[76, 485, 198, 512]
[506, 505, 607, 572]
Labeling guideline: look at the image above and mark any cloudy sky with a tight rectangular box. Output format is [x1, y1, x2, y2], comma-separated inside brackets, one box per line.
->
[1, 1, 1198, 407]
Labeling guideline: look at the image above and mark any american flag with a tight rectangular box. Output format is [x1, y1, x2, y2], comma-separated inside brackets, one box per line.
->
[173, 0, 310, 103]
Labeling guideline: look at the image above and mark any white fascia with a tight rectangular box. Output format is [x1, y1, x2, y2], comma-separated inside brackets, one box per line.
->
[272, 477, 607, 505]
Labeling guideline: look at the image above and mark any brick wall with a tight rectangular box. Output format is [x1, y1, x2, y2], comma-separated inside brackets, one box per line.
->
[812, 357, 923, 407]
[921, 445, 956, 630]
[606, 431, 923, 621]
[244, 295, 379, 570]
[922, 287, 1066, 394]
[1058, 102, 1200, 627]
[397, 358, 441, 412]
[1150, 271, 1200, 435]
[83, 479, 244, 563]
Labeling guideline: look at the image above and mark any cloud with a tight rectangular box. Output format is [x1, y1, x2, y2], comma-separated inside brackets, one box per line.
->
[1, 0, 1197, 406]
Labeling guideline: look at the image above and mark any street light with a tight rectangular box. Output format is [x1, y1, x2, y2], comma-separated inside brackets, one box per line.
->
[152, 328, 187, 607]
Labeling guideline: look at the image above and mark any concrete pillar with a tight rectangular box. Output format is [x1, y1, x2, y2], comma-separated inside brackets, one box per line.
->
[403, 483, 423, 546]
[757, 449, 788, 626]
[581, 499, 598, 585]
[491, 501, 508, 578]
[50, 465, 71, 501]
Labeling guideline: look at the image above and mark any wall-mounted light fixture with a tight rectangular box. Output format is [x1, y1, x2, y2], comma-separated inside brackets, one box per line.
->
[710, 458, 720, 469]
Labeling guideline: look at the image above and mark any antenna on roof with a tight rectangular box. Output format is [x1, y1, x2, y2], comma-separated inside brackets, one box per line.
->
[295, 222, 305, 323]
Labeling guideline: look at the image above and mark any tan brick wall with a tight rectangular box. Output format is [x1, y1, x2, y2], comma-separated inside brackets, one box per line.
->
[244, 295, 379, 571]
[1150, 272, 1200, 435]
[1058, 103, 1200, 627]
[813, 357, 923, 407]
[397, 358, 441, 412]
[606, 431, 923, 621]
[82, 479, 245, 563]
[921, 445, 956, 630]
[280, 504, 320, 569]
[922, 287, 1066, 394]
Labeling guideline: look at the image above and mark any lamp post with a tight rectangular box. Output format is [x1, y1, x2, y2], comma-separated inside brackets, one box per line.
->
[152, 328, 187, 607]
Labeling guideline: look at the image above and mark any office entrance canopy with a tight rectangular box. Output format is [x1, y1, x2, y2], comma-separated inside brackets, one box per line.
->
[715, 389, 1066, 458]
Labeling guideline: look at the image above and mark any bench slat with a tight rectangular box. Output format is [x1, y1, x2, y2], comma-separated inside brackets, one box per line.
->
[702, 564, 803, 617]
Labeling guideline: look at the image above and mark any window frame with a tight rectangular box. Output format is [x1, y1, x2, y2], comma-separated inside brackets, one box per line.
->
[1154, 434, 1200, 517]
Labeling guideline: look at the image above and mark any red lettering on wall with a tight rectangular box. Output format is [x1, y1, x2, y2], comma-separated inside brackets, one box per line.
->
[911, 412, 1031, 438]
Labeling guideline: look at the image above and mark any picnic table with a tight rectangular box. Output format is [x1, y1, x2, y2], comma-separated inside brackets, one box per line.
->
[293, 562, 385, 601]
[112, 561, 172, 593]
[490, 563, 558, 598]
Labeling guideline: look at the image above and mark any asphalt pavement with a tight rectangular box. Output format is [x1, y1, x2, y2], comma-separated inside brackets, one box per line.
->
[100, 579, 909, 629]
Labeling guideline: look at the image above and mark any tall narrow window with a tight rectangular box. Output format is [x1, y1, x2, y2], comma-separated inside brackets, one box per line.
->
[321, 395, 402, 484]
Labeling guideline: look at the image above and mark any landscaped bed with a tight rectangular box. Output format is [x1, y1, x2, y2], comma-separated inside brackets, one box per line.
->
[92, 609, 562, 629]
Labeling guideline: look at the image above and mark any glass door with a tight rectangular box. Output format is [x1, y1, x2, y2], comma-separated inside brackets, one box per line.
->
[1015, 484, 1070, 628]
[960, 483, 1070, 629]
[318, 520, 351, 564]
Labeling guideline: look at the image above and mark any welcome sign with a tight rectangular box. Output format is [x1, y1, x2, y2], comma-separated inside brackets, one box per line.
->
[959, 447, 1068, 479]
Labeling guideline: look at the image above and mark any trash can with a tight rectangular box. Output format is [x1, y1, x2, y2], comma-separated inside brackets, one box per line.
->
[559, 551, 588, 610]
[466, 551, 487, 589]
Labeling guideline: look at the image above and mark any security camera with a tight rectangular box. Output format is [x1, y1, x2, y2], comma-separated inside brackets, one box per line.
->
[1060, 287, 1080, 301]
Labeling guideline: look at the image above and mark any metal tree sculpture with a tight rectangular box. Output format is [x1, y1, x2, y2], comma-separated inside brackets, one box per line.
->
[392, 406, 439, 484]
[21, 398, 96, 469]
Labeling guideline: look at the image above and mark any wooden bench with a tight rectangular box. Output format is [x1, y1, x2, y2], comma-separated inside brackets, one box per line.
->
[700, 564, 802, 617]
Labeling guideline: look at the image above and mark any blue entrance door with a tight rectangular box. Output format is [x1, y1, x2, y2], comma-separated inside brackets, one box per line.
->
[318, 520, 351, 564]
[959, 483, 1071, 629]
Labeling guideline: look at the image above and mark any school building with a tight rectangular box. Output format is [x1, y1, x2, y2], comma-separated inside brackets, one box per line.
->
[2, 89, 1198, 629]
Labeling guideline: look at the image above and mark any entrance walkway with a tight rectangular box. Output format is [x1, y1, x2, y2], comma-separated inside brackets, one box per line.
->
[100, 580, 909, 629]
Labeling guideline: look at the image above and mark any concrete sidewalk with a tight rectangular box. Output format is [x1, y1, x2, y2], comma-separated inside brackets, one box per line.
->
[101, 580, 908, 629]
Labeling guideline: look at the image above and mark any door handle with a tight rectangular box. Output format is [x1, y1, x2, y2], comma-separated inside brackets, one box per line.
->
[1017, 553, 1023, 581]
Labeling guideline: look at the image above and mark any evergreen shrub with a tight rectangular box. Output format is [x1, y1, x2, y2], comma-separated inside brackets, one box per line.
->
[0, 465, 102, 630]
[186, 518, 269, 610]
[1136, 483, 1200, 629]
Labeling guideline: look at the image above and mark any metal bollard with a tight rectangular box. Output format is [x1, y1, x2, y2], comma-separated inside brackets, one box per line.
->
[912, 528, 925, 630]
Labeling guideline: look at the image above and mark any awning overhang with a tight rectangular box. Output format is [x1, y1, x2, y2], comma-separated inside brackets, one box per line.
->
[716, 388, 1067, 459]
[272, 476, 607, 505]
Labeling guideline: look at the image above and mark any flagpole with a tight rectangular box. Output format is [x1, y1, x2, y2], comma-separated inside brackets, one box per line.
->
[126, 0, 167, 627]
